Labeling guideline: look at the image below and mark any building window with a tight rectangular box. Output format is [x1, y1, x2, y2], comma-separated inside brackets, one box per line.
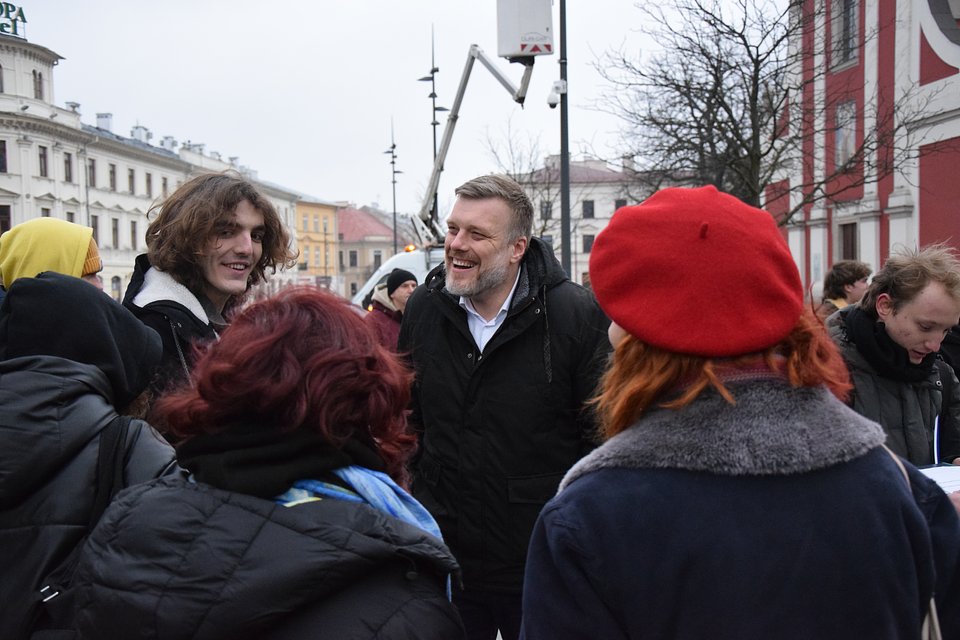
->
[87, 158, 96, 188]
[582, 200, 595, 219]
[339, 250, 345, 270]
[313, 216, 320, 232]
[90, 215, 99, 244]
[615, 199, 627, 211]
[0, 205, 10, 233]
[314, 247, 321, 267]
[350, 282, 358, 296]
[540, 200, 553, 220]
[145, 172, 153, 198]
[582, 234, 595, 254]
[130, 220, 138, 250]
[111, 276, 122, 302]
[0, 63, 4, 93]
[835, 101, 857, 169]
[373, 250, 382, 270]
[66, 211, 75, 223]
[63, 152, 73, 183]
[38, 146, 48, 177]
[0, 140, 6, 173]
[348, 250, 358, 268]
[162, 176, 168, 198]
[302, 215, 308, 230]
[840, 222, 857, 260]
[32, 70, 43, 100]
[832, 0, 858, 68]
[111, 218, 119, 249]
[128, 168, 135, 194]
[109, 164, 117, 191]
[41, 207, 50, 217]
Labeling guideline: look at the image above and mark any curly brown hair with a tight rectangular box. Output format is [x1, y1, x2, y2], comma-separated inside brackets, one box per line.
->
[145, 172, 297, 294]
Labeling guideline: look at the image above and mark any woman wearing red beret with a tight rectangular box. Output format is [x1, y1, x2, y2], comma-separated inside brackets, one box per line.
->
[520, 186, 960, 640]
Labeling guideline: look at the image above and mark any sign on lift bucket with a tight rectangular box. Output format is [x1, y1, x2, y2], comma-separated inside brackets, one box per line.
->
[497, 0, 553, 59]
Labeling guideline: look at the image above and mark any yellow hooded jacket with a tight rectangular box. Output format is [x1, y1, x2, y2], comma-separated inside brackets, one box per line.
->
[0, 218, 97, 288]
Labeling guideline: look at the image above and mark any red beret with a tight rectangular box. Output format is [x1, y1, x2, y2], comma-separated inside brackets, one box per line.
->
[589, 186, 803, 357]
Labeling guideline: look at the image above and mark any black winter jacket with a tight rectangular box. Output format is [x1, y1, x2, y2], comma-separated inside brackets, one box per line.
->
[72, 476, 465, 640]
[397, 237, 610, 593]
[828, 306, 960, 465]
[0, 273, 178, 640]
[122, 253, 219, 393]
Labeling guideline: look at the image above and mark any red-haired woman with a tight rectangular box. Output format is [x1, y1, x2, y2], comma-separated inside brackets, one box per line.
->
[71, 288, 464, 639]
[520, 187, 960, 640]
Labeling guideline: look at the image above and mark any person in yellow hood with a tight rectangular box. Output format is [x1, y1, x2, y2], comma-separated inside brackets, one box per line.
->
[0, 218, 103, 302]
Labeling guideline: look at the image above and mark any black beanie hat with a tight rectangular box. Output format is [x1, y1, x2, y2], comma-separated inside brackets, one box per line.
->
[0, 272, 163, 409]
[386, 269, 417, 297]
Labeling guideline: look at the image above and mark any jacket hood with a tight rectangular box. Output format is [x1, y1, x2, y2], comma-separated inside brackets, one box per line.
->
[424, 236, 568, 304]
[0, 272, 162, 408]
[372, 282, 398, 312]
[0, 217, 94, 287]
[125, 253, 210, 325]
[75, 477, 460, 638]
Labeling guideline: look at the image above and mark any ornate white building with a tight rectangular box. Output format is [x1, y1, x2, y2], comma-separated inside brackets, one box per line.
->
[0, 29, 300, 299]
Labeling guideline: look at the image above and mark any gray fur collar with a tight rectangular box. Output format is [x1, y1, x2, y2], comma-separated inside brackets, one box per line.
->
[132, 267, 209, 325]
[560, 379, 885, 492]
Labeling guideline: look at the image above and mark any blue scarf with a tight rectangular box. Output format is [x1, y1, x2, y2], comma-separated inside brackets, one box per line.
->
[274, 465, 443, 541]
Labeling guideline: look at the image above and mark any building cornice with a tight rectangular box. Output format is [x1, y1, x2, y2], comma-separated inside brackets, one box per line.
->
[0, 35, 63, 65]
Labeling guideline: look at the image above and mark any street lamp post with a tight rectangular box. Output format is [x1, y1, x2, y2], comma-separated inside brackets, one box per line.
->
[384, 126, 402, 254]
[558, 0, 571, 277]
[418, 28, 448, 225]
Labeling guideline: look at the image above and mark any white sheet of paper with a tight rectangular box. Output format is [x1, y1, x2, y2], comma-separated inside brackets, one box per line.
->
[921, 465, 960, 494]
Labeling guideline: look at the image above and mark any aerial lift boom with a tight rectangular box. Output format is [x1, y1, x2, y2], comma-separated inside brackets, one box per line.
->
[411, 45, 535, 247]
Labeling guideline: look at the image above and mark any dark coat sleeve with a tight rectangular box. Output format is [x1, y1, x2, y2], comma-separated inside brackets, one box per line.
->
[123, 420, 179, 485]
[937, 361, 960, 464]
[520, 499, 627, 640]
[569, 292, 611, 452]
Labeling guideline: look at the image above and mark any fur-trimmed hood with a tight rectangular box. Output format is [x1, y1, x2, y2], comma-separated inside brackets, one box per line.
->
[561, 376, 886, 492]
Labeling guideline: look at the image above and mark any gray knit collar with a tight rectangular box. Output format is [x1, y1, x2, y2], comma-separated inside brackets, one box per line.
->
[560, 378, 885, 492]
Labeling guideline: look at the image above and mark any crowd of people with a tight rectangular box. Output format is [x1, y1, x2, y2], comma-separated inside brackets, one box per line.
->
[1, 170, 959, 640]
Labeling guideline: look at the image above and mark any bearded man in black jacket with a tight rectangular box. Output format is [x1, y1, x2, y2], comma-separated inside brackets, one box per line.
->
[398, 174, 610, 640]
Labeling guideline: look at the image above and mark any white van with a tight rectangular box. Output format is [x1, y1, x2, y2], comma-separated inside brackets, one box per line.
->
[350, 246, 445, 309]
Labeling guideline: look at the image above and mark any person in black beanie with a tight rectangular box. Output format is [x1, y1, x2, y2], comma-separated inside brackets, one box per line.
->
[365, 268, 417, 350]
[827, 244, 960, 466]
[0, 272, 177, 640]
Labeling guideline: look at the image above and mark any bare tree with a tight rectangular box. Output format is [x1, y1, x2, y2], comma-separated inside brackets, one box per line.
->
[596, 0, 939, 224]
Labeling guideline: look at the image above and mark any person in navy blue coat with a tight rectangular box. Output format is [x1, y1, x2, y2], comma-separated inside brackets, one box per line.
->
[520, 186, 960, 640]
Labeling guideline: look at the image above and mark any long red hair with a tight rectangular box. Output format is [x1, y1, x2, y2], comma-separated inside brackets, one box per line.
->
[594, 308, 852, 439]
[151, 287, 417, 486]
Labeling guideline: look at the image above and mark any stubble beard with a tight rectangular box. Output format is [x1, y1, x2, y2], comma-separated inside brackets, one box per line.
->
[445, 256, 511, 299]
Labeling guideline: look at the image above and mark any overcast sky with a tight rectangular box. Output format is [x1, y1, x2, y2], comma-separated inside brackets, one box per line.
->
[27, 1, 646, 219]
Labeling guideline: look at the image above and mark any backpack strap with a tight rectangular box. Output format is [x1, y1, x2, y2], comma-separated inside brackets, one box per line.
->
[87, 415, 130, 529]
[37, 416, 130, 609]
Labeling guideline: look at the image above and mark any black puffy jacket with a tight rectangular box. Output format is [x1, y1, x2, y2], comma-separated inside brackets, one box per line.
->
[0, 273, 178, 640]
[397, 237, 610, 593]
[72, 476, 465, 640]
